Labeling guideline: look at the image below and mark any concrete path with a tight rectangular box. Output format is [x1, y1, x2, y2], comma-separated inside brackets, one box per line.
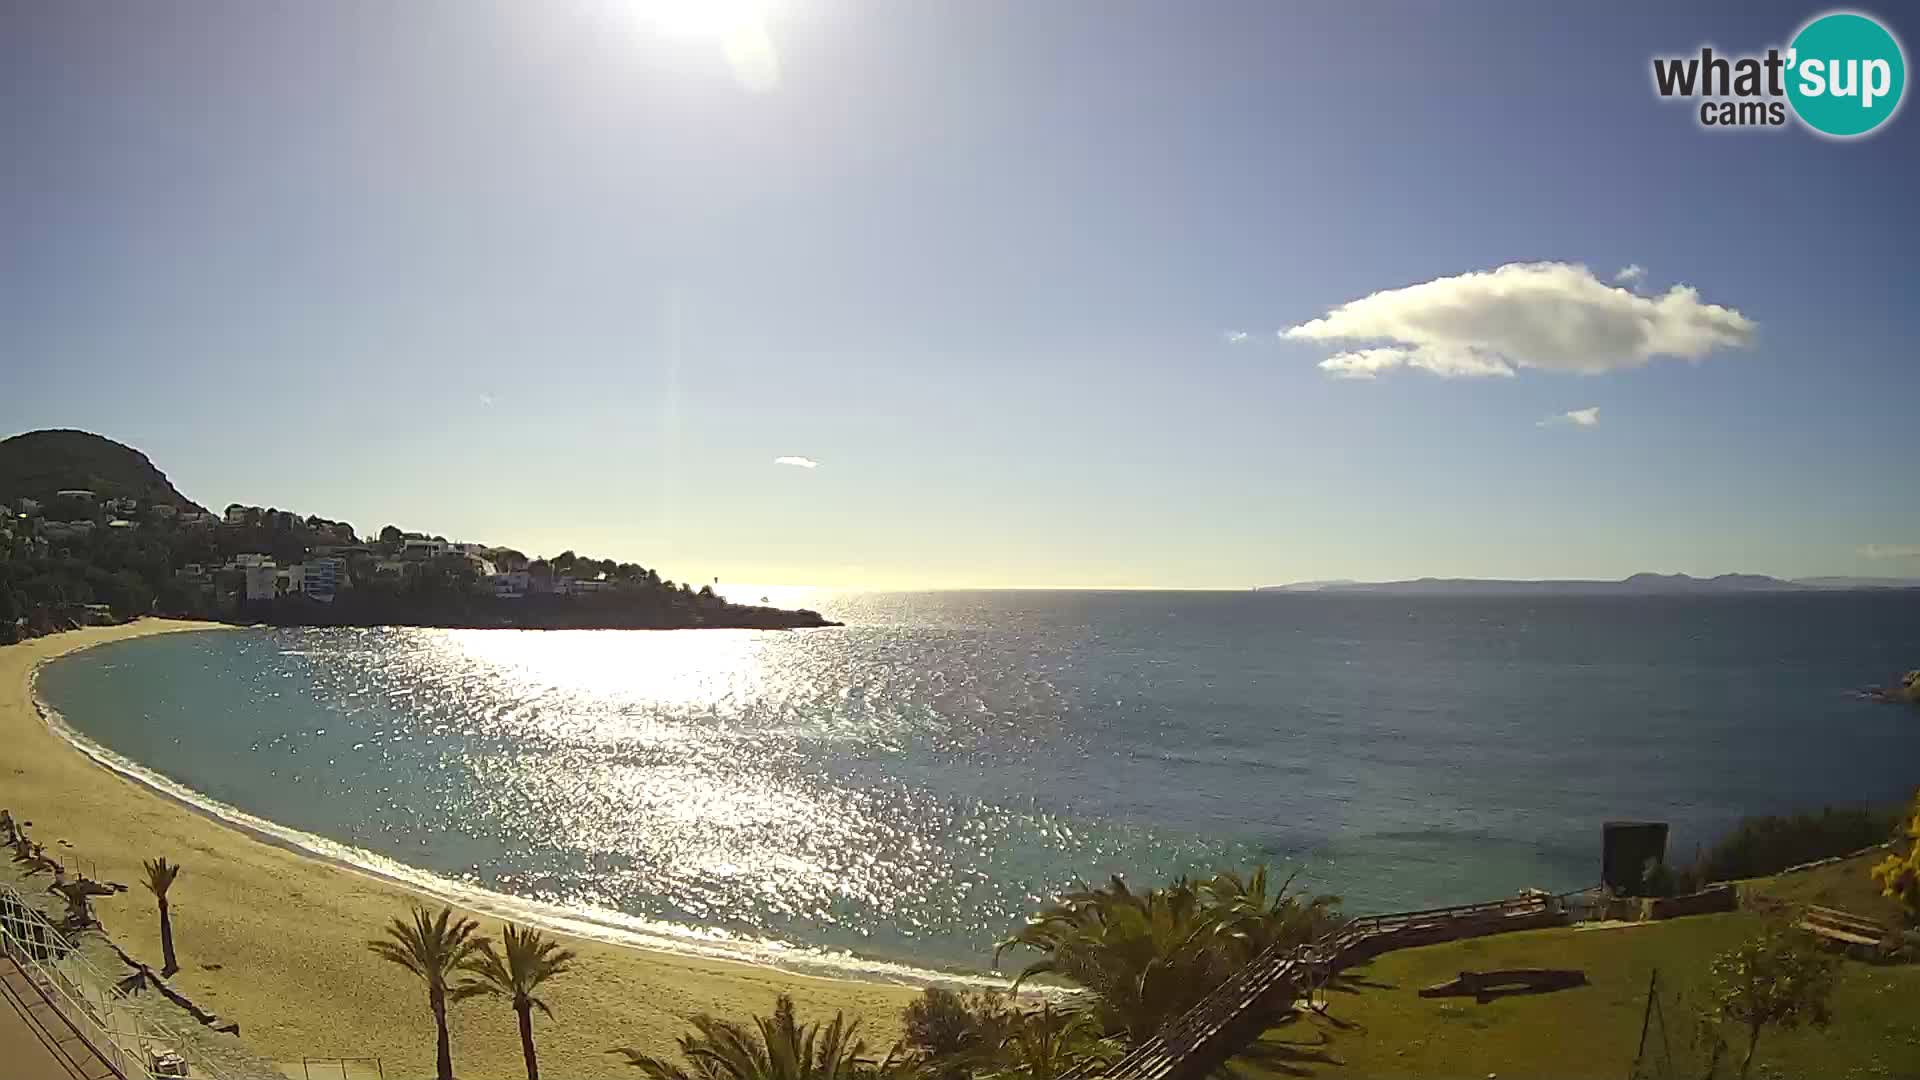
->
[0, 955, 120, 1079]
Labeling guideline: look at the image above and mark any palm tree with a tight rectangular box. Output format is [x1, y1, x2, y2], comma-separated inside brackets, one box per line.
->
[1197, 867, 1341, 963]
[996, 1004, 1111, 1080]
[996, 875, 1228, 1041]
[368, 904, 488, 1080]
[459, 922, 577, 1080]
[141, 857, 181, 977]
[995, 866, 1338, 1044]
[611, 993, 880, 1080]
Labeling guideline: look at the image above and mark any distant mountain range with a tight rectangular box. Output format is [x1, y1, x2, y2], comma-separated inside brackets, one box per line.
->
[1255, 573, 1920, 594]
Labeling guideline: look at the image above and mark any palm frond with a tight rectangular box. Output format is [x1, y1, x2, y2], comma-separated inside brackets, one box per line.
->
[141, 857, 180, 899]
[367, 904, 488, 991]
[458, 921, 577, 1011]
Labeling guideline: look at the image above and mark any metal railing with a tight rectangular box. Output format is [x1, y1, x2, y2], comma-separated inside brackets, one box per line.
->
[1072, 890, 1589, 1080]
[1, 882, 234, 1080]
[297, 1057, 386, 1079]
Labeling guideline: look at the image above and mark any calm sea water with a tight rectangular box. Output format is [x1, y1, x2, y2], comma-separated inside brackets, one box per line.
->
[35, 591, 1920, 979]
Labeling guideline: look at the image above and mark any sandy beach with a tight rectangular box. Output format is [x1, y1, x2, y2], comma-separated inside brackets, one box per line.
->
[2, 621, 921, 1079]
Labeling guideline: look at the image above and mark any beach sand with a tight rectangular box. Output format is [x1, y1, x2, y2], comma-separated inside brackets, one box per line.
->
[2, 621, 921, 1080]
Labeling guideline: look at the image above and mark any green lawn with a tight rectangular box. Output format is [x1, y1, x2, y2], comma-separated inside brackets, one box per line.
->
[1242, 855, 1919, 1080]
[1742, 848, 1909, 928]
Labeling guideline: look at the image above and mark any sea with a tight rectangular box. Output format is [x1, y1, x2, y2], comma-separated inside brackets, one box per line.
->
[33, 590, 1920, 983]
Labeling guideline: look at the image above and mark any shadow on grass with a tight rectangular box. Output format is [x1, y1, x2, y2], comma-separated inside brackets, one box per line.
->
[1324, 971, 1397, 994]
[1221, 966, 1402, 1076]
[1231, 1022, 1343, 1078]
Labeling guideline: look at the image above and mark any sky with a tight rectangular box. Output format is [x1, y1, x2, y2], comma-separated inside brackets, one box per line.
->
[3, 1, 1917, 589]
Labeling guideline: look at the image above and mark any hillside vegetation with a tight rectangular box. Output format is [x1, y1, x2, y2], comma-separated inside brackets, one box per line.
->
[0, 429, 829, 637]
[0, 429, 205, 511]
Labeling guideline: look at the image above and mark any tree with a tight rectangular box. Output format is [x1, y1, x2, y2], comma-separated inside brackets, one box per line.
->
[611, 993, 881, 1080]
[1196, 866, 1340, 961]
[141, 857, 182, 977]
[1871, 788, 1920, 922]
[903, 989, 1013, 1080]
[1705, 928, 1837, 1079]
[990, 1004, 1111, 1080]
[368, 904, 489, 1080]
[996, 866, 1335, 1043]
[380, 524, 403, 544]
[459, 922, 577, 1080]
[996, 877, 1220, 1042]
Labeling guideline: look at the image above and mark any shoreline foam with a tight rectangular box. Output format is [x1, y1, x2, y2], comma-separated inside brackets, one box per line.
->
[33, 660, 1007, 991]
[2, 620, 928, 1080]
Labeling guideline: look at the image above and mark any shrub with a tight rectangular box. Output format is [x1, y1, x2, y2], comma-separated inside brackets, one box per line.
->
[1641, 858, 1677, 898]
[1706, 927, 1837, 1080]
[902, 988, 1013, 1078]
[1870, 789, 1919, 925]
[1695, 805, 1898, 883]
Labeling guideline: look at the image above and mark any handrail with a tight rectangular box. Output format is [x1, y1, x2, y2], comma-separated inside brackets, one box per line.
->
[1074, 892, 1567, 1080]
[1, 883, 234, 1080]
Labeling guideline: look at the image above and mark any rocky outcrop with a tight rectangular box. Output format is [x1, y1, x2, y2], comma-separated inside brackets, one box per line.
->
[1864, 669, 1920, 704]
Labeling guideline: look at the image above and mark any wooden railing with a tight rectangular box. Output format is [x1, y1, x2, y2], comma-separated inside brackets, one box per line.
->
[1068, 892, 1575, 1080]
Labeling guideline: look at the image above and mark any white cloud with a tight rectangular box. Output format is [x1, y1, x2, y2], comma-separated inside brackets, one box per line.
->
[1286, 262, 1753, 379]
[1320, 345, 1515, 380]
[1614, 264, 1646, 283]
[1538, 407, 1601, 428]
[479, 393, 495, 408]
[1223, 330, 1250, 344]
[1860, 544, 1920, 560]
[773, 456, 819, 469]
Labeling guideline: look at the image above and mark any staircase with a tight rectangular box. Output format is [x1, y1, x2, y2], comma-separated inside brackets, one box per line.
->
[1075, 894, 1566, 1080]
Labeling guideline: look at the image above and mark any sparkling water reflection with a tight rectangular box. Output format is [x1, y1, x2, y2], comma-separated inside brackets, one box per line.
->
[38, 591, 1920, 977]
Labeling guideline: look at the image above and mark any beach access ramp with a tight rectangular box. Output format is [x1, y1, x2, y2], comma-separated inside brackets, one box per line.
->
[1, 953, 118, 1079]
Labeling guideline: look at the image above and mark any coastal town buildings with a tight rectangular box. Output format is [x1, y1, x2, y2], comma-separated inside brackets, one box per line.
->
[243, 564, 277, 601]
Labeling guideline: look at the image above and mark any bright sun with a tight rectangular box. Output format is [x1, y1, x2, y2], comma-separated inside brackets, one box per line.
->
[630, 0, 774, 38]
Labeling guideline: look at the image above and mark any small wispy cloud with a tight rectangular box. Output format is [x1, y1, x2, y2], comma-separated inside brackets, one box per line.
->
[1223, 330, 1250, 344]
[1860, 544, 1920, 560]
[479, 393, 495, 408]
[773, 456, 819, 469]
[1614, 264, 1646, 284]
[1538, 407, 1601, 428]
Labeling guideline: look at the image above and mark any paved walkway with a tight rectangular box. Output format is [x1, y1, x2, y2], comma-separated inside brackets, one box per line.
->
[0, 955, 119, 1079]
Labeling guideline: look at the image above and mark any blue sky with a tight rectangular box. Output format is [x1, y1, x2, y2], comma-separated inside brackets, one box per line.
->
[3, 1, 1916, 588]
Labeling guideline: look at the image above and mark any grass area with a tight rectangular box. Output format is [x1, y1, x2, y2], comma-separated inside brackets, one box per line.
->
[1742, 848, 1909, 928]
[1243, 855, 1919, 1080]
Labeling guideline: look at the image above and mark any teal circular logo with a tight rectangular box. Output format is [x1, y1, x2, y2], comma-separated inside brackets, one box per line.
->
[1786, 12, 1906, 137]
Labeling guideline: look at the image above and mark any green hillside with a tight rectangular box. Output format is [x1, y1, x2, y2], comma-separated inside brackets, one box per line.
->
[0, 429, 205, 511]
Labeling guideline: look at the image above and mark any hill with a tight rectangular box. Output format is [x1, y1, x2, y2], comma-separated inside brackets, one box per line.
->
[0, 429, 206, 512]
[1255, 573, 1809, 595]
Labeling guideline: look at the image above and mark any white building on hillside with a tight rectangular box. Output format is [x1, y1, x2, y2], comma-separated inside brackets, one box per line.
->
[490, 570, 531, 598]
[244, 565, 277, 601]
[402, 538, 450, 560]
